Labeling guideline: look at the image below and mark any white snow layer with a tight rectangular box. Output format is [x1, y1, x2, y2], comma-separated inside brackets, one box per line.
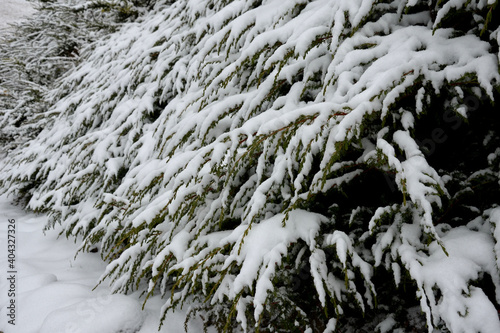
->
[372, 216, 500, 333]
[422, 228, 500, 333]
[0, 0, 35, 31]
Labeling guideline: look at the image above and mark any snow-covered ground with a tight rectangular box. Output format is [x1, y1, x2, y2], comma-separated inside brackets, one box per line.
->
[0, 194, 205, 332]
[0, 0, 36, 31]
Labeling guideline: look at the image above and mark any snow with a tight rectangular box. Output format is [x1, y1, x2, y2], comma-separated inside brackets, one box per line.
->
[374, 219, 500, 333]
[1, 0, 499, 332]
[0, 0, 35, 31]
[423, 228, 500, 333]
[375, 315, 397, 333]
[0, 195, 205, 332]
[39, 294, 144, 333]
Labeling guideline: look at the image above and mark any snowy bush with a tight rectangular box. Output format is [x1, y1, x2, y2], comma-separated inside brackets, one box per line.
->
[1, 0, 500, 332]
[0, 0, 149, 153]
